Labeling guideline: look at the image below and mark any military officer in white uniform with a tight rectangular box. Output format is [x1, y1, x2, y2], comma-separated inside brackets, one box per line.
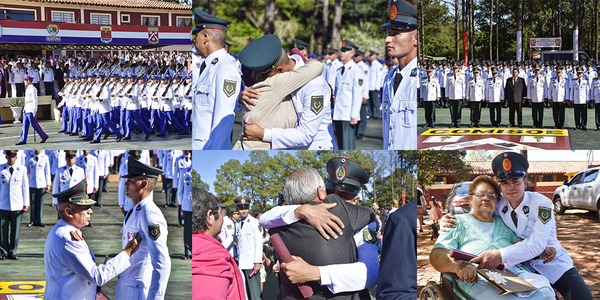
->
[27, 150, 51, 227]
[116, 157, 171, 300]
[592, 76, 600, 130]
[469, 152, 593, 300]
[530, 66, 546, 128]
[52, 150, 86, 206]
[192, 9, 242, 150]
[380, 0, 418, 150]
[118, 150, 150, 215]
[421, 67, 440, 127]
[549, 68, 568, 129]
[485, 68, 504, 127]
[91, 74, 123, 143]
[447, 64, 466, 127]
[76, 150, 99, 197]
[44, 179, 141, 300]
[234, 196, 263, 300]
[175, 152, 192, 258]
[0, 150, 29, 260]
[218, 210, 236, 257]
[569, 67, 590, 130]
[466, 69, 485, 127]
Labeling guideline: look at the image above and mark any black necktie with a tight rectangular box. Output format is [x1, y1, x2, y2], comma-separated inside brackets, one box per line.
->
[9, 167, 14, 175]
[69, 167, 73, 176]
[513, 78, 516, 86]
[240, 219, 244, 229]
[579, 78, 581, 85]
[84, 157, 88, 164]
[393, 72, 403, 91]
[511, 210, 518, 228]
[199, 62, 206, 76]
[341, 66, 345, 75]
[125, 209, 133, 223]
[34, 156, 38, 161]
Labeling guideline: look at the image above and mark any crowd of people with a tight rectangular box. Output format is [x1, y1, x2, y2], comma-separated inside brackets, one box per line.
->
[192, 0, 419, 150]
[0, 149, 193, 298]
[193, 156, 418, 299]
[418, 59, 600, 130]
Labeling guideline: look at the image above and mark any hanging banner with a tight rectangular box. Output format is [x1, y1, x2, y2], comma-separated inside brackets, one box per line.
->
[529, 37, 561, 48]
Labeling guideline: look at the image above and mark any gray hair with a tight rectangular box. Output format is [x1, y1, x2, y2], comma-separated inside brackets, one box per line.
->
[283, 167, 325, 205]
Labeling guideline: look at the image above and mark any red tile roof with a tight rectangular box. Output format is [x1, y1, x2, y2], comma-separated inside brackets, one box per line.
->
[466, 161, 600, 175]
[29, 0, 191, 10]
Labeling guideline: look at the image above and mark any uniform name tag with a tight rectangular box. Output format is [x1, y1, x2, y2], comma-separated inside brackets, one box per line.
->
[311, 95, 324, 114]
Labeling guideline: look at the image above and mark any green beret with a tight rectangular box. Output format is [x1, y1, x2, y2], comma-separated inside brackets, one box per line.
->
[325, 157, 369, 194]
[239, 34, 282, 73]
[121, 157, 162, 179]
[53, 179, 97, 206]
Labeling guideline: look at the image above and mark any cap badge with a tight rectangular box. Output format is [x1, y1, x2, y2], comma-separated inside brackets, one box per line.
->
[390, 5, 398, 20]
[240, 198, 246, 204]
[502, 158, 512, 172]
[335, 164, 347, 182]
[342, 40, 346, 47]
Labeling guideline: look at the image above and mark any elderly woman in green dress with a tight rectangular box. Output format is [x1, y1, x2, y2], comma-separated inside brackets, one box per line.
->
[430, 175, 555, 300]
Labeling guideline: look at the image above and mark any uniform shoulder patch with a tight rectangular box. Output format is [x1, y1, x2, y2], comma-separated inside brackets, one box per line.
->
[410, 69, 417, 77]
[70, 231, 83, 241]
[311, 95, 324, 114]
[223, 79, 237, 97]
[363, 228, 378, 245]
[538, 207, 552, 224]
[148, 224, 161, 240]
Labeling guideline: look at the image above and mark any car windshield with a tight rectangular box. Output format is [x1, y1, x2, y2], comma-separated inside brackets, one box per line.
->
[455, 183, 471, 195]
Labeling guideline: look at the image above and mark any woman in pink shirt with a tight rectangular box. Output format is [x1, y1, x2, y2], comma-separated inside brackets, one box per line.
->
[192, 188, 245, 300]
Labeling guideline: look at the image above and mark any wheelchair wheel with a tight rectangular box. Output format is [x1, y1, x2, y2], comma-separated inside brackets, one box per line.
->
[419, 280, 445, 300]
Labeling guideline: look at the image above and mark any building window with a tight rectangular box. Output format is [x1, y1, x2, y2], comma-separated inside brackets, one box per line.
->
[0, 9, 35, 20]
[90, 13, 110, 25]
[176, 17, 192, 27]
[142, 16, 159, 26]
[121, 14, 130, 23]
[52, 12, 74, 23]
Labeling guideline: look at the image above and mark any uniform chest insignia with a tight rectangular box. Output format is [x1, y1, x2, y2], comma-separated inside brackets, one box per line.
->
[311, 95, 324, 114]
[538, 207, 552, 224]
[358, 79, 364, 86]
[523, 206, 529, 214]
[223, 79, 237, 97]
[363, 228, 378, 244]
[212, 58, 219, 65]
[148, 224, 161, 240]
[502, 206, 508, 214]
[227, 224, 233, 230]
[136, 205, 142, 211]
[70, 231, 83, 241]
[410, 69, 417, 77]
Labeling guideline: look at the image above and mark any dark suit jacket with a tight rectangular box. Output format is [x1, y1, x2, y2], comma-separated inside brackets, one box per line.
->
[376, 200, 417, 300]
[504, 76, 527, 103]
[270, 194, 374, 300]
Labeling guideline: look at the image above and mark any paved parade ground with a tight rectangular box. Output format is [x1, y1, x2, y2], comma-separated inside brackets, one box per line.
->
[0, 120, 190, 150]
[0, 180, 191, 300]
[417, 210, 600, 299]
[417, 105, 600, 150]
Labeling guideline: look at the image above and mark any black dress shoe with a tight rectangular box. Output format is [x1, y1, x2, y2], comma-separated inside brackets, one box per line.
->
[518, 125, 524, 128]
[83, 136, 93, 141]
[123, 137, 132, 140]
[15, 141, 26, 145]
[116, 136, 123, 142]
[40, 136, 48, 143]
[7, 254, 18, 260]
[156, 133, 166, 137]
[581, 126, 587, 131]
[178, 132, 188, 135]
[145, 133, 151, 140]
[103, 132, 110, 139]
[70, 132, 78, 136]
[91, 140, 100, 144]
[27, 223, 34, 227]
[58, 130, 66, 133]
[0, 254, 5, 260]
[37, 223, 46, 227]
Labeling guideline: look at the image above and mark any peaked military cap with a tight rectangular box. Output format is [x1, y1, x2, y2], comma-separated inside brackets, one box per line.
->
[325, 157, 369, 194]
[25, 75, 34, 81]
[491, 68, 498, 74]
[492, 152, 529, 181]
[369, 51, 379, 56]
[472, 68, 480, 73]
[193, 8, 232, 32]
[4, 150, 18, 157]
[65, 150, 77, 158]
[53, 179, 97, 206]
[224, 41, 231, 48]
[576, 67, 584, 73]
[293, 38, 309, 50]
[327, 47, 339, 55]
[354, 50, 364, 57]
[534, 66, 541, 71]
[341, 39, 359, 52]
[121, 156, 163, 179]
[129, 150, 142, 159]
[381, 0, 418, 30]
[239, 34, 282, 73]
[234, 196, 250, 208]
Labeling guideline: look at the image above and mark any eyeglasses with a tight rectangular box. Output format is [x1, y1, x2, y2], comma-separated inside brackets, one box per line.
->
[470, 191, 498, 200]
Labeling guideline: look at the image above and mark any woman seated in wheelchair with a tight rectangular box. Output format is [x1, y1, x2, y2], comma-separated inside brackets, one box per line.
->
[429, 175, 555, 300]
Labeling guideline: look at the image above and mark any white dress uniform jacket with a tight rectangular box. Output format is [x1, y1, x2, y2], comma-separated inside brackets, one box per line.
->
[24, 84, 39, 114]
[421, 76, 440, 101]
[176, 165, 192, 212]
[593, 79, 600, 103]
[570, 78, 590, 104]
[28, 153, 51, 189]
[218, 216, 236, 257]
[44, 219, 131, 300]
[369, 59, 382, 91]
[52, 165, 86, 205]
[76, 155, 99, 194]
[0, 163, 29, 211]
[116, 195, 171, 300]
[333, 60, 363, 122]
[496, 192, 574, 284]
[529, 75, 545, 103]
[550, 77, 567, 103]
[381, 57, 418, 150]
[486, 77, 504, 103]
[92, 84, 112, 114]
[467, 77, 485, 102]
[446, 72, 466, 100]
[193, 48, 242, 150]
[235, 215, 263, 270]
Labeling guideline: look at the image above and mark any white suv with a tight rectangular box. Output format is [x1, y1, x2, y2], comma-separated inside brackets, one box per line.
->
[553, 167, 600, 221]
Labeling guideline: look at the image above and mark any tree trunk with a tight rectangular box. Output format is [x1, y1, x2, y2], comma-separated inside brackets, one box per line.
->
[462, 0, 466, 62]
[595, 0, 599, 59]
[456, 0, 460, 60]
[558, 0, 562, 38]
[208, 0, 217, 15]
[489, 0, 493, 60]
[495, 0, 499, 60]
[517, 0, 522, 61]
[322, 0, 329, 52]
[264, 0, 276, 35]
[310, 0, 320, 54]
[469, 0, 474, 61]
[331, 0, 343, 52]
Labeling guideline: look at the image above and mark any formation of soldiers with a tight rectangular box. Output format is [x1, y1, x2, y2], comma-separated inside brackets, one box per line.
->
[418, 59, 600, 130]
[56, 58, 192, 144]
